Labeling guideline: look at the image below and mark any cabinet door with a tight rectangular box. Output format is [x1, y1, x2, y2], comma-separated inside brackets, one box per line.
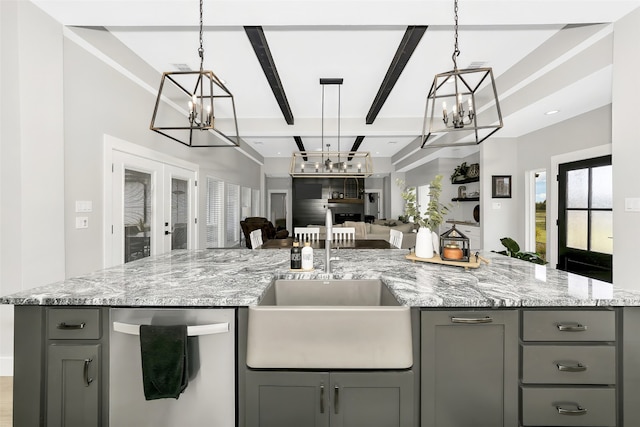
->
[245, 370, 330, 427]
[47, 344, 100, 427]
[421, 310, 518, 427]
[330, 371, 414, 427]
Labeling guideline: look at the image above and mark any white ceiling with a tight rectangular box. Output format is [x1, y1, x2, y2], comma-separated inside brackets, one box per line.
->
[32, 0, 640, 162]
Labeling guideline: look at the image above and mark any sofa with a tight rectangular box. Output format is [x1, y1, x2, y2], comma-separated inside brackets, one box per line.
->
[301, 220, 416, 249]
[240, 217, 289, 249]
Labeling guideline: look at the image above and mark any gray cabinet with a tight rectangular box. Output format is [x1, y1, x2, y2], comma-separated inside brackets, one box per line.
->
[245, 369, 414, 427]
[520, 309, 617, 426]
[47, 344, 101, 427]
[421, 310, 518, 427]
[12, 306, 108, 427]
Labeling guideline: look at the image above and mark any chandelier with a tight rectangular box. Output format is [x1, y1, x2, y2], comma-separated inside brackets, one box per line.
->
[290, 78, 373, 177]
[421, 0, 503, 149]
[150, 0, 240, 147]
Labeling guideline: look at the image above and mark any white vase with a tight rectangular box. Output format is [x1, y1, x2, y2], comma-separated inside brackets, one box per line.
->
[432, 231, 440, 255]
[415, 227, 434, 259]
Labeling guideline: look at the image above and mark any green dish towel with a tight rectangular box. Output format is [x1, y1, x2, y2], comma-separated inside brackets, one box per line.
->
[139, 324, 189, 400]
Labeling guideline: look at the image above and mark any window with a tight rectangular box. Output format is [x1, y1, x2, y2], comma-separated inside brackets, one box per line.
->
[206, 178, 224, 248]
[226, 183, 241, 247]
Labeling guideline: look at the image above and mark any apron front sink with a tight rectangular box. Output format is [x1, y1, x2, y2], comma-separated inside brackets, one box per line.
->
[247, 279, 412, 369]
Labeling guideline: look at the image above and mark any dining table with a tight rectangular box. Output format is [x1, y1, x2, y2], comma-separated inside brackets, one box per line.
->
[260, 238, 394, 250]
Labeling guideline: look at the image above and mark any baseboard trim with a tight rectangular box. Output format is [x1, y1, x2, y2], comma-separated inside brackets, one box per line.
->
[0, 357, 13, 376]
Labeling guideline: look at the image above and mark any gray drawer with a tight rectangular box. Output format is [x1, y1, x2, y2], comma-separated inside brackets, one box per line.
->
[522, 387, 616, 426]
[47, 308, 101, 340]
[522, 345, 616, 384]
[523, 310, 615, 342]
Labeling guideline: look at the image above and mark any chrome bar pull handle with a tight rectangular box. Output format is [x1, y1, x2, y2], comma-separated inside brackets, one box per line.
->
[57, 322, 86, 330]
[83, 358, 94, 387]
[556, 405, 587, 416]
[320, 384, 325, 414]
[557, 362, 587, 372]
[556, 323, 587, 332]
[451, 316, 493, 324]
[334, 386, 340, 414]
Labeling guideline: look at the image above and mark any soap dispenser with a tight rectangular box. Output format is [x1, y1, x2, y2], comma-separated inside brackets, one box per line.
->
[301, 241, 314, 271]
[290, 240, 302, 270]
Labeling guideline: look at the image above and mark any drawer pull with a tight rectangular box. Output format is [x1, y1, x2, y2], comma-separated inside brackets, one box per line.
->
[57, 322, 86, 330]
[83, 358, 93, 387]
[556, 323, 587, 332]
[556, 362, 587, 372]
[451, 316, 493, 324]
[556, 405, 587, 416]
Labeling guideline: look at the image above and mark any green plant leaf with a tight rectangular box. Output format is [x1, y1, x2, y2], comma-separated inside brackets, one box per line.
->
[500, 237, 520, 253]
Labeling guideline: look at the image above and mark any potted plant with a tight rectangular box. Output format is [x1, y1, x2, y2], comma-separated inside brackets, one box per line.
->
[397, 175, 449, 258]
[450, 162, 469, 183]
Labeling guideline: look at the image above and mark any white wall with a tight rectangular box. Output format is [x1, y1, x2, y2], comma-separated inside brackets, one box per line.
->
[612, 6, 640, 290]
[480, 138, 519, 252]
[0, 1, 66, 375]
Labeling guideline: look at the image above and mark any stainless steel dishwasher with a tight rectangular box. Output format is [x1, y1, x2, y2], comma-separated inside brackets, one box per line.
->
[109, 308, 235, 426]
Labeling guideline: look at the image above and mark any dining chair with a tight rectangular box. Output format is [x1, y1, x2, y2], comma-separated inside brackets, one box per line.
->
[249, 229, 263, 249]
[332, 227, 356, 242]
[389, 229, 403, 249]
[294, 227, 320, 243]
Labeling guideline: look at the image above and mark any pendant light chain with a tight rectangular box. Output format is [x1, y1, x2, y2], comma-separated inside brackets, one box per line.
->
[452, 0, 460, 70]
[198, 0, 204, 72]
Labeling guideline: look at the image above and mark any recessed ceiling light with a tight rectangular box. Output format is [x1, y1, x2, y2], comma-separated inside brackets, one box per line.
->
[545, 110, 560, 115]
[388, 141, 397, 144]
[252, 141, 263, 145]
[172, 63, 192, 72]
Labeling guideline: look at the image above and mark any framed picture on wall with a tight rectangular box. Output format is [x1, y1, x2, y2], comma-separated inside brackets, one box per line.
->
[492, 175, 512, 198]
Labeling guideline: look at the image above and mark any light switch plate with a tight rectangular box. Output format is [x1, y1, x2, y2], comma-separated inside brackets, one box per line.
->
[75, 201, 93, 213]
[75, 217, 89, 229]
[625, 198, 640, 212]
[492, 202, 502, 210]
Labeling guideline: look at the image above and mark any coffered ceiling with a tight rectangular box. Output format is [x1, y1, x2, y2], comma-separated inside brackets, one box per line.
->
[31, 0, 640, 168]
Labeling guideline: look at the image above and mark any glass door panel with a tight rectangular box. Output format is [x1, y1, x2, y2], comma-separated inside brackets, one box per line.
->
[558, 155, 612, 283]
[171, 178, 189, 250]
[124, 169, 153, 262]
[164, 164, 196, 252]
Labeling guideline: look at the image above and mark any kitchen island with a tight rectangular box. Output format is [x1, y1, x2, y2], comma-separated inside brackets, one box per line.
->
[3, 248, 640, 427]
[3, 248, 637, 308]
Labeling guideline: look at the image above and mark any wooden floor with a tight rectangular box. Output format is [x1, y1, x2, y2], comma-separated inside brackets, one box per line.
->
[0, 377, 12, 427]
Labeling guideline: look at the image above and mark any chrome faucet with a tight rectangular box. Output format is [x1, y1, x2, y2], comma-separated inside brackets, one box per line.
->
[325, 208, 333, 273]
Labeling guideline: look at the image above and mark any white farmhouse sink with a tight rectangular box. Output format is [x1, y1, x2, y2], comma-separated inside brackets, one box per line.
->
[246, 279, 413, 369]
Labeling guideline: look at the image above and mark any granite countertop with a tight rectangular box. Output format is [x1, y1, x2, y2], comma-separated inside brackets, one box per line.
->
[2, 249, 638, 308]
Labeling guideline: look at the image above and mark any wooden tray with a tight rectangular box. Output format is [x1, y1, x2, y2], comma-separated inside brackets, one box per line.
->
[405, 252, 489, 270]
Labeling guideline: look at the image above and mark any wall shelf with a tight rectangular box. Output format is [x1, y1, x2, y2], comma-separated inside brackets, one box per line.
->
[452, 197, 480, 202]
[451, 177, 480, 184]
[327, 198, 364, 204]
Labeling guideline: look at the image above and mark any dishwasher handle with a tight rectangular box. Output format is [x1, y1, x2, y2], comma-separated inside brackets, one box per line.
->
[113, 321, 229, 337]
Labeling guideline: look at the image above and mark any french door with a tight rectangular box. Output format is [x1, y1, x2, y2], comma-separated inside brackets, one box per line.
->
[558, 155, 612, 282]
[110, 151, 197, 266]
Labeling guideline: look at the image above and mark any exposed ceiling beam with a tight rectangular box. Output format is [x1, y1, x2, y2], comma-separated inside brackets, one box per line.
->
[244, 26, 295, 125]
[348, 136, 366, 161]
[294, 136, 308, 161]
[365, 25, 428, 124]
